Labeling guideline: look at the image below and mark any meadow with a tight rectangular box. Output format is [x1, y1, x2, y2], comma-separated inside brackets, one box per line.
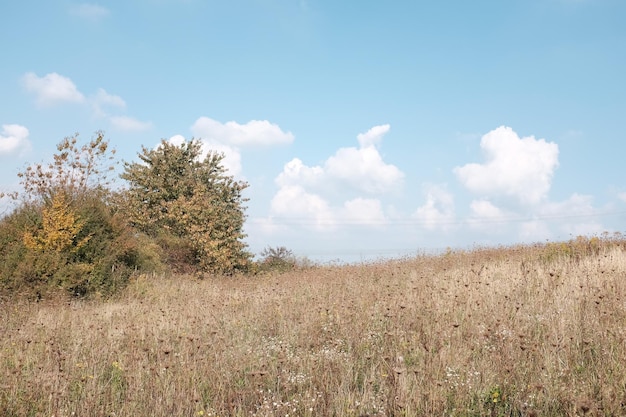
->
[1, 237, 625, 416]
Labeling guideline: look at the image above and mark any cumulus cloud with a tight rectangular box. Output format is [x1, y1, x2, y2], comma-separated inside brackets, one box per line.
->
[270, 185, 335, 230]
[340, 198, 387, 226]
[69, 3, 110, 20]
[0, 124, 30, 155]
[326, 145, 404, 194]
[357, 124, 390, 148]
[22, 72, 85, 106]
[470, 199, 505, 219]
[276, 158, 324, 188]
[276, 124, 403, 195]
[413, 185, 455, 231]
[166, 135, 243, 177]
[191, 117, 294, 147]
[110, 116, 152, 132]
[454, 126, 559, 205]
[267, 125, 400, 232]
[200, 141, 242, 178]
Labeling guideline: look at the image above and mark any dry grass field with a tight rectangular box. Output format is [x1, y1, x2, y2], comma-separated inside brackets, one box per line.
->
[2, 238, 626, 416]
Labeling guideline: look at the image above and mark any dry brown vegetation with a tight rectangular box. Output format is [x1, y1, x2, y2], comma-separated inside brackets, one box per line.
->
[2, 237, 626, 416]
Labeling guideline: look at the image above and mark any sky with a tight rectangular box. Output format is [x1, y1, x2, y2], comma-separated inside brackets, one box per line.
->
[1, 0, 625, 262]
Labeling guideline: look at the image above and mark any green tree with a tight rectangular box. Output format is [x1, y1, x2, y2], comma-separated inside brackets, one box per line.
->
[120, 138, 250, 274]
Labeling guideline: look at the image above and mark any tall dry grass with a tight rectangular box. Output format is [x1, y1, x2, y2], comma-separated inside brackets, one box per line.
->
[2, 239, 626, 416]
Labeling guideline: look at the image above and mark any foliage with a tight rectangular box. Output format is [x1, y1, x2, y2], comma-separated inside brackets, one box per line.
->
[22, 191, 90, 253]
[15, 131, 116, 203]
[0, 133, 161, 299]
[120, 138, 251, 274]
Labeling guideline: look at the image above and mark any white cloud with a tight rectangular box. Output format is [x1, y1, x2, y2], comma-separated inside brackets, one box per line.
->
[466, 199, 511, 234]
[270, 185, 335, 230]
[21, 73, 150, 131]
[276, 124, 403, 195]
[267, 124, 401, 234]
[539, 193, 594, 217]
[69, 3, 110, 20]
[519, 220, 551, 241]
[538, 193, 604, 236]
[463, 194, 603, 242]
[93, 88, 125, 108]
[515, 194, 603, 242]
[326, 145, 404, 194]
[618, 192, 626, 203]
[413, 185, 455, 231]
[167, 134, 186, 147]
[340, 198, 387, 227]
[470, 199, 504, 219]
[275, 158, 324, 188]
[110, 116, 153, 132]
[201, 141, 242, 178]
[454, 126, 559, 205]
[0, 124, 30, 155]
[191, 117, 294, 147]
[268, 132, 394, 231]
[357, 124, 390, 148]
[92, 88, 126, 117]
[22, 72, 85, 106]
[166, 135, 243, 178]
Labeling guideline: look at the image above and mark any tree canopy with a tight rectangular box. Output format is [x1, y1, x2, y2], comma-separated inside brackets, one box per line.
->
[120, 138, 251, 274]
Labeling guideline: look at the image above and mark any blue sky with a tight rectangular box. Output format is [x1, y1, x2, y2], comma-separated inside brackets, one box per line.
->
[1, 0, 625, 262]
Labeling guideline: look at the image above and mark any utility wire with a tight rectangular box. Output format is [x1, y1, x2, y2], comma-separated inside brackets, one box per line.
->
[246, 210, 626, 227]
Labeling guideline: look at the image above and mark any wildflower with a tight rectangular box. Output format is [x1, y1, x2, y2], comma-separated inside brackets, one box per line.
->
[492, 390, 500, 403]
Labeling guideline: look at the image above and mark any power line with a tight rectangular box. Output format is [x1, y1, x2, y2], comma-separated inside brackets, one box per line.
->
[246, 210, 626, 227]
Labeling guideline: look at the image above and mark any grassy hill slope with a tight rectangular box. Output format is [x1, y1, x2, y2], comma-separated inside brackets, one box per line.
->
[2, 238, 626, 416]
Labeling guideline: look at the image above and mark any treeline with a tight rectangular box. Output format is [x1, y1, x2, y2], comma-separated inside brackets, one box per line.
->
[0, 132, 260, 299]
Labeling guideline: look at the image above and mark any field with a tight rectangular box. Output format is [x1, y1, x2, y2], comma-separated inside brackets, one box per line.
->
[2, 238, 626, 416]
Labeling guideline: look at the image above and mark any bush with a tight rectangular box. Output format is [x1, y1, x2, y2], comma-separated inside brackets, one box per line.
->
[0, 133, 162, 299]
[0, 192, 163, 299]
[257, 246, 298, 273]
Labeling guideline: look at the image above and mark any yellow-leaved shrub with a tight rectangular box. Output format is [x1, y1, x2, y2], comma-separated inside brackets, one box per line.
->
[23, 192, 90, 253]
